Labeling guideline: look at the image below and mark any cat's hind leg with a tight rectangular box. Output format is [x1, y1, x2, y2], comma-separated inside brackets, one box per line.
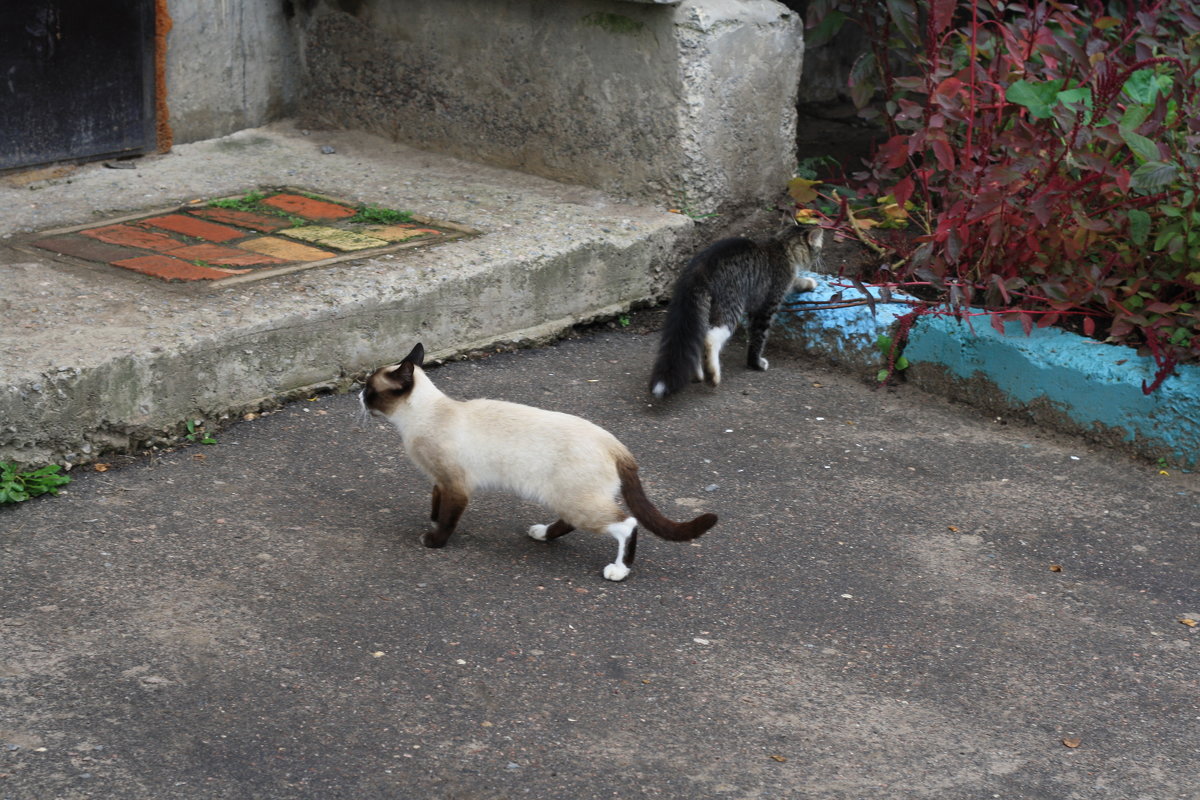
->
[602, 517, 638, 581]
[746, 307, 777, 371]
[702, 325, 733, 386]
[423, 482, 468, 548]
[528, 519, 576, 541]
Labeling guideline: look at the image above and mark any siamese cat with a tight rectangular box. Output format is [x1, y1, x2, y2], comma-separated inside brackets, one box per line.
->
[649, 223, 824, 398]
[361, 343, 717, 581]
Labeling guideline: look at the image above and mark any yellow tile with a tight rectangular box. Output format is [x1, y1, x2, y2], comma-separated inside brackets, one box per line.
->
[280, 226, 389, 251]
[239, 236, 336, 261]
[364, 224, 444, 242]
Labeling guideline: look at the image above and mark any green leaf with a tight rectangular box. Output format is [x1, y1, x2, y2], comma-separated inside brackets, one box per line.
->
[1123, 70, 1159, 104]
[876, 369, 890, 382]
[1128, 209, 1151, 245]
[806, 9, 846, 48]
[1154, 228, 1183, 252]
[1119, 104, 1151, 132]
[1120, 128, 1160, 162]
[848, 52, 878, 110]
[1056, 86, 1092, 109]
[895, 355, 910, 370]
[1130, 161, 1180, 194]
[1006, 79, 1065, 120]
[885, 0, 920, 46]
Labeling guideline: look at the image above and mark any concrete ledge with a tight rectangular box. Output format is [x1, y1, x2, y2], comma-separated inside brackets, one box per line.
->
[298, 0, 802, 212]
[0, 123, 692, 467]
[780, 274, 1200, 469]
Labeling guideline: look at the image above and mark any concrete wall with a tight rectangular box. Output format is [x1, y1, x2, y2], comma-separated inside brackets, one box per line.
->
[296, 0, 804, 213]
[165, 0, 302, 144]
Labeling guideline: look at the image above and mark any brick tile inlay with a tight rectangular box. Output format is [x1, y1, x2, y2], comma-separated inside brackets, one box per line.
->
[81, 224, 189, 253]
[27, 188, 465, 283]
[262, 193, 356, 220]
[111, 255, 249, 281]
[142, 214, 246, 243]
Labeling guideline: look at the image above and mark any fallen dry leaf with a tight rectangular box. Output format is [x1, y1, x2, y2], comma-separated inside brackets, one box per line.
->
[93, 463, 110, 472]
[1062, 737, 1082, 748]
[1180, 618, 1198, 627]
[1049, 564, 1063, 572]
[769, 754, 788, 762]
[947, 525, 960, 532]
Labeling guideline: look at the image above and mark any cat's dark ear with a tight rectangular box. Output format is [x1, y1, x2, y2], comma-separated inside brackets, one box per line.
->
[402, 342, 425, 367]
[396, 359, 416, 386]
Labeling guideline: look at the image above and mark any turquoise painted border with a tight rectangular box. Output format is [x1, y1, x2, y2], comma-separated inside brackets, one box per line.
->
[782, 273, 1200, 469]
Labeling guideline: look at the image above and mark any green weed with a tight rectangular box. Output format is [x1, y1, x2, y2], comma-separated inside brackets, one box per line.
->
[1, 461, 71, 504]
[185, 419, 217, 445]
[351, 205, 414, 225]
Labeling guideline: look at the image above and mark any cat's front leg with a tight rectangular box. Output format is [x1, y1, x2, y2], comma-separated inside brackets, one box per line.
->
[528, 519, 576, 541]
[423, 484, 468, 548]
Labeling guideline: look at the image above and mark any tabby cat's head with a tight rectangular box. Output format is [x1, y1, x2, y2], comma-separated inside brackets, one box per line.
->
[781, 223, 824, 267]
[361, 343, 425, 418]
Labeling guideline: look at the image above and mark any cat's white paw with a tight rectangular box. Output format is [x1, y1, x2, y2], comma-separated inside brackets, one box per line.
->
[528, 524, 549, 541]
[795, 276, 818, 292]
[603, 563, 631, 582]
[756, 357, 770, 371]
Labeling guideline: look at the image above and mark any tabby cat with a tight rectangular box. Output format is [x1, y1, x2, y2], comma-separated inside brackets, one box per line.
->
[649, 223, 823, 398]
[361, 344, 718, 581]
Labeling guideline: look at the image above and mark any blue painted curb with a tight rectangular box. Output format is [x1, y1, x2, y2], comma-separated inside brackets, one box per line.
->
[780, 272, 1200, 470]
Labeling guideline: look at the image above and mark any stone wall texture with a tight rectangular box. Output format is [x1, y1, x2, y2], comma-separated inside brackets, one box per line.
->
[296, 0, 804, 213]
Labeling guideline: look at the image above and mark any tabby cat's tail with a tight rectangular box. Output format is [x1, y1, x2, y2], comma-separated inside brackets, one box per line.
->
[648, 259, 707, 398]
[617, 458, 717, 541]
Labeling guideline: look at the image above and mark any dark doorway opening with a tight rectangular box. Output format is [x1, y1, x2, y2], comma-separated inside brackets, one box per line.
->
[1, 0, 158, 172]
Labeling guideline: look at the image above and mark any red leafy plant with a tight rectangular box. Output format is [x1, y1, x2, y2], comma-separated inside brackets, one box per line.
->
[801, 0, 1200, 391]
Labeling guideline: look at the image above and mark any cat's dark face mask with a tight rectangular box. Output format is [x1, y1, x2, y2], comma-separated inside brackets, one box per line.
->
[360, 343, 424, 417]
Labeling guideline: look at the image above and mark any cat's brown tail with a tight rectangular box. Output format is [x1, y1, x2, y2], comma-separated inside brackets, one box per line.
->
[617, 457, 717, 541]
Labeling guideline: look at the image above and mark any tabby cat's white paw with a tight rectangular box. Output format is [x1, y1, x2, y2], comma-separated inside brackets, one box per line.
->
[528, 524, 549, 541]
[795, 276, 818, 292]
[756, 357, 770, 371]
[603, 563, 630, 581]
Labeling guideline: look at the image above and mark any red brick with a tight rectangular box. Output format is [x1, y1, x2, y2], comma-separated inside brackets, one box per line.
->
[141, 214, 246, 242]
[33, 235, 144, 263]
[171, 243, 289, 267]
[110, 254, 247, 282]
[262, 193, 356, 221]
[189, 207, 290, 232]
[80, 224, 188, 252]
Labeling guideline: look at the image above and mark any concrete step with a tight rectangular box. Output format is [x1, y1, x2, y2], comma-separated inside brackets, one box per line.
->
[0, 123, 692, 467]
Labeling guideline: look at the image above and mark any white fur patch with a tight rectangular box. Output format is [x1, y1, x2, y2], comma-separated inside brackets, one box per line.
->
[651, 381, 667, 399]
[528, 524, 549, 541]
[603, 563, 631, 581]
[704, 325, 732, 384]
[603, 517, 637, 581]
[794, 276, 818, 292]
[757, 356, 770, 370]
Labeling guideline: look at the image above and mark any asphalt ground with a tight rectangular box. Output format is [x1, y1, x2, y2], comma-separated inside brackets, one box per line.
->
[2, 311, 1198, 799]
